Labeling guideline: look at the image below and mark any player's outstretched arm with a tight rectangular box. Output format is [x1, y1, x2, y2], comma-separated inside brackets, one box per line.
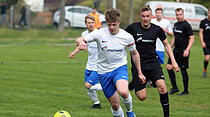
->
[130, 49, 146, 84]
[163, 39, 180, 72]
[76, 37, 87, 51]
[69, 47, 80, 58]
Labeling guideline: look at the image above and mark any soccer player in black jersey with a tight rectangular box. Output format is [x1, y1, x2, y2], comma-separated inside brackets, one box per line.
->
[126, 6, 179, 117]
[166, 8, 194, 95]
[199, 8, 210, 78]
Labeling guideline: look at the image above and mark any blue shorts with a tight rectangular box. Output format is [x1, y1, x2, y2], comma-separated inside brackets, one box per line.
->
[85, 69, 99, 85]
[156, 51, 165, 64]
[98, 65, 129, 98]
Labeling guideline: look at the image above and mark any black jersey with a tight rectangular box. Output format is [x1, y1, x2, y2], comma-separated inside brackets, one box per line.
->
[200, 18, 210, 47]
[126, 22, 166, 63]
[173, 20, 193, 50]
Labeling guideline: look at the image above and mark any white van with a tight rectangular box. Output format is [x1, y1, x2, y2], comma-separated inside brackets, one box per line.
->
[146, 1, 208, 31]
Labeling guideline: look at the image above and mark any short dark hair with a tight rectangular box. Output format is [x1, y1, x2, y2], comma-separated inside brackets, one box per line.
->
[155, 8, 163, 12]
[85, 15, 95, 23]
[105, 8, 121, 22]
[175, 8, 184, 13]
[141, 6, 152, 13]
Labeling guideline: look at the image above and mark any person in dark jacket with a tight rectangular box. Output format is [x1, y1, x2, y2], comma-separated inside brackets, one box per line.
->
[18, 1, 27, 27]
[1, 1, 7, 26]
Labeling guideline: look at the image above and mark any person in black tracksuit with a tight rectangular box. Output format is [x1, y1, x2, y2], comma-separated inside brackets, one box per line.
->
[199, 8, 210, 78]
[18, 2, 27, 26]
[166, 8, 194, 95]
[126, 6, 179, 117]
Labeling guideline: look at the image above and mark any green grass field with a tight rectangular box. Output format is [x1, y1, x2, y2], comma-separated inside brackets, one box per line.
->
[0, 28, 209, 117]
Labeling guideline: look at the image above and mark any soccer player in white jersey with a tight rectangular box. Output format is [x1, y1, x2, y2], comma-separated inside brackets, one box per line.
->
[151, 8, 173, 64]
[76, 8, 145, 117]
[69, 15, 102, 109]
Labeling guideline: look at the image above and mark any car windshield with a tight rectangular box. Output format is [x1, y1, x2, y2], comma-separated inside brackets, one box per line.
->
[195, 6, 207, 16]
[67, 7, 92, 14]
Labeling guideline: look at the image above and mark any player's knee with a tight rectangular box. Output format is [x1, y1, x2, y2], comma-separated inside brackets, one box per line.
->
[111, 102, 120, 110]
[85, 82, 91, 89]
[118, 90, 129, 99]
[136, 93, 146, 101]
[158, 86, 167, 94]
[166, 64, 172, 70]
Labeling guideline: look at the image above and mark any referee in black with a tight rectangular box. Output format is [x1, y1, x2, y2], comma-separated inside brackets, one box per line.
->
[166, 8, 194, 95]
[199, 8, 210, 78]
[126, 6, 179, 117]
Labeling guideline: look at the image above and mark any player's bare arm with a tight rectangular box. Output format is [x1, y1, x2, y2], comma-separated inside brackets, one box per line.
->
[183, 35, 194, 57]
[163, 39, 180, 72]
[162, 27, 173, 36]
[69, 47, 80, 58]
[76, 37, 87, 51]
[130, 49, 146, 84]
[199, 28, 206, 48]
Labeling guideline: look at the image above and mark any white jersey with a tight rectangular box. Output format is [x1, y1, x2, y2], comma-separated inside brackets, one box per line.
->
[82, 30, 98, 71]
[85, 27, 136, 74]
[151, 18, 173, 52]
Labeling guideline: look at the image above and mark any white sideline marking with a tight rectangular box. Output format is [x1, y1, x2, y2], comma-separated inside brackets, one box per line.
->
[0, 60, 79, 64]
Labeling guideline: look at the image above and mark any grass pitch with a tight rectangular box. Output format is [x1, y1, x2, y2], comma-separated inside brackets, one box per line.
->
[0, 28, 209, 117]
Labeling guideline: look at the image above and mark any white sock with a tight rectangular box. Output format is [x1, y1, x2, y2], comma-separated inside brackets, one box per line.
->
[90, 83, 102, 91]
[111, 106, 124, 117]
[87, 89, 100, 104]
[121, 93, 132, 112]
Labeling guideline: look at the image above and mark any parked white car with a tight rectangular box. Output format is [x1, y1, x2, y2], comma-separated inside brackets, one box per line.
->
[53, 6, 106, 28]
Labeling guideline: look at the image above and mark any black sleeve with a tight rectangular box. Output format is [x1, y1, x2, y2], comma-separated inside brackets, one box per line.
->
[185, 22, 193, 36]
[199, 20, 204, 29]
[158, 27, 166, 42]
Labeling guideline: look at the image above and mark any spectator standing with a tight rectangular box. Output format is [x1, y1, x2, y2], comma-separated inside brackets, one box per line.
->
[0, 1, 7, 26]
[88, 8, 102, 29]
[18, 1, 27, 27]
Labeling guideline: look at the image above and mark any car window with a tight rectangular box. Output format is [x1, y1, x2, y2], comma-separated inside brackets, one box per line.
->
[68, 8, 81, 13]
[80, 8, 92, 14]
[195, 6, 207, 16]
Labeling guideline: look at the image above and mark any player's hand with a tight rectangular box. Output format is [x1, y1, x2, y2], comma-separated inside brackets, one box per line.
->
[78, 41, 87, 51]
[202, 42, 206, 48]
[69, 52, 75, 58]
[183, 50, 189, 57]
[138, 74, 146, 84]
[172, 62, 180, 72]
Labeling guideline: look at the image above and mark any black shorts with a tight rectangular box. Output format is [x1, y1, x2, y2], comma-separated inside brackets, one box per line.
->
[168, 49, 189, 69]
[203, 46, 210, 55]
[131, 62, 165, 92]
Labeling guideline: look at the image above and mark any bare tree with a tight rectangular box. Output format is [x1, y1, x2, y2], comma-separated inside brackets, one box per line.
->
[128, 0, 133, 24]
[58, 0, 67, 32]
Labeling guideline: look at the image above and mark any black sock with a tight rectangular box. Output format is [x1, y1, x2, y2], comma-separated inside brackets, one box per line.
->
[204, 61, 208, 70]
[181, 68, 189, 92]
[167, 69, 178, 89]
[160, 93, 169, 117]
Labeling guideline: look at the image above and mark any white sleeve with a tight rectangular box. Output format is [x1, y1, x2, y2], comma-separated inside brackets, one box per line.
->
[166, 20, 173, 33]
[127, 35, 136, 51]
[84, 30, 100, 43]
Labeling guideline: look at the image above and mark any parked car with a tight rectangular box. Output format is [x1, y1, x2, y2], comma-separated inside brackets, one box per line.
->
[146, 1, 208, 31]
[53, 6, 106, 28]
